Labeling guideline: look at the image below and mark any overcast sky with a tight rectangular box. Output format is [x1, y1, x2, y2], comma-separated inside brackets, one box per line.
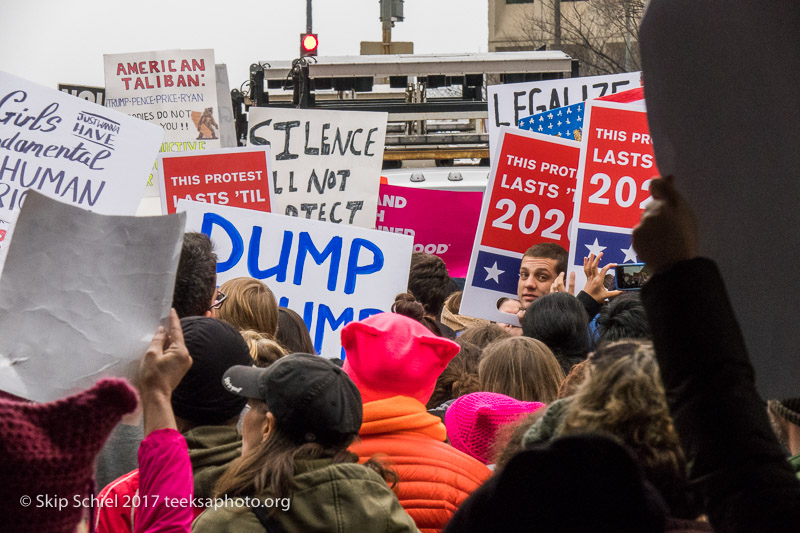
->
[0, 0, 489, 90]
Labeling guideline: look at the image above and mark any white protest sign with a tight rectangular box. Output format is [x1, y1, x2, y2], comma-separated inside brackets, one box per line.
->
[178, 200, 412, 358]
[487, 72, 641, 158]
[104, 49, 220, 198]
[461, 127, 581, 325]
[0, 192, 185, 402]
[0, 70, 163, 275]
[247, 107, 387, 228]
[640, 0, 800, 398]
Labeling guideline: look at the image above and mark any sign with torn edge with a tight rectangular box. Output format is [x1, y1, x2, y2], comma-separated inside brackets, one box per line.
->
[0, 191, 185, 402]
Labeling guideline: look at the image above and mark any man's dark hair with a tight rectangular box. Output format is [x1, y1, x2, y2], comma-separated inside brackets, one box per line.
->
[524, 243, 568, 276]
[408, 252, 453, 318]
[596, 293, 651, 346]
[172, 232, 217, 318]
[521, 292, 589, 375]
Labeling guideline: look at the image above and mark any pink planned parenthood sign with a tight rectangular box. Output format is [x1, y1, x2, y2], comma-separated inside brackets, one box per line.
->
[375, 184, 482, 278]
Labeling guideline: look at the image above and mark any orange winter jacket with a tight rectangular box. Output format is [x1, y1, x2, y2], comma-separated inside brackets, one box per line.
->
[349, 396, 491, 533]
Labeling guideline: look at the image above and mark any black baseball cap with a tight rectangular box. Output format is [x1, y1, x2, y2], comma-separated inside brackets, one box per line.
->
[222, 353, 363, 446]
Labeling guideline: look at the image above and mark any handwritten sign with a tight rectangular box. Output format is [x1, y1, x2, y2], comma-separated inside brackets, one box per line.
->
[247, 107, 387, 228]
[0, 192, 185, 402]
[178, 200, 412, 357]
[158, 146, 273, 214]
[104, 49, 220, 197]
[487, 72, 641, 158]
[0, 70, 163, 275]
[461, 128, 581, 324]
[376, 184, 483, 278]
[567, 100, 655, 289]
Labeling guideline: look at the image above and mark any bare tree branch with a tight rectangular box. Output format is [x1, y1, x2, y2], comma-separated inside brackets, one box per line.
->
[514, 0, 644, 76]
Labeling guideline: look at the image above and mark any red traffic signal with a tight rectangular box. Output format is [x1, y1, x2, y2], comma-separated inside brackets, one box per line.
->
[300, 33, 318, 57]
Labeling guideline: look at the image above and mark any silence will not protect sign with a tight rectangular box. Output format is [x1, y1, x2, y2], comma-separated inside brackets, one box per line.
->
[178, 200, 413, 358]
[567, 100, 657, 289]
[158, 146, 274, 214]
[103, 49, 221, 197]
[247, 107, 387, 229]
[461, 128, 581, 324]
[0, 70, 163, 276]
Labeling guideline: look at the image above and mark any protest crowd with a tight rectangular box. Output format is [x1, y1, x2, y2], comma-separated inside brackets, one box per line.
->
[3, 2, 800, 533]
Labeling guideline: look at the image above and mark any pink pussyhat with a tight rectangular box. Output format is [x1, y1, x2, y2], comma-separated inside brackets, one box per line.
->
[341, 312, 460, 404]
[445, 392, 545, 464]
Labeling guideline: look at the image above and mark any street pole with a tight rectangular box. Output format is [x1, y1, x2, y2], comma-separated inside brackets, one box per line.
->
[554, 0, 561, 48]
[307, 0, 312, 33]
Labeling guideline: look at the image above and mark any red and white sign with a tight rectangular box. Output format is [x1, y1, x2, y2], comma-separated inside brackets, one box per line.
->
[158, 147, 274, 214]
[460, 128, 581, 324]
[482, 130, 580, 253]
[567, 100, 657, 287]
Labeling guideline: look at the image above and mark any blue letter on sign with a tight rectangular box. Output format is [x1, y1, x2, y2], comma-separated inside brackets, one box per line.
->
[201, 213, 243, 273]
[294, 232, 342, 292]
[344, 238, 384, 295]
[248, 228, 293, 282]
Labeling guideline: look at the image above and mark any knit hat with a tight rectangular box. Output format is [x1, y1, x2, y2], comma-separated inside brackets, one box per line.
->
[0, 378, 138, 533]
[171, 316, 253, 425]
[341, 312, 460, 404]
[445, 392, 545, 464]
[223, 353, 362, 446]
[768, 398, 800, 426]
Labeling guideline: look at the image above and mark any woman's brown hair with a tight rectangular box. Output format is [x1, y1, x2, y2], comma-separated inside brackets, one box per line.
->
[478, 336, 564, 403]
[217, 277, 279, 338]
[215, 404, 396, 502]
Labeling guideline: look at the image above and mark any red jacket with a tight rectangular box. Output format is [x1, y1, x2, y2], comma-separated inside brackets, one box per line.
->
[349, 396, 491, 533]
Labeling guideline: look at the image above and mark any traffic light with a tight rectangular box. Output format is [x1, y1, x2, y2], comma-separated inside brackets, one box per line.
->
[300, 33, 318, 57]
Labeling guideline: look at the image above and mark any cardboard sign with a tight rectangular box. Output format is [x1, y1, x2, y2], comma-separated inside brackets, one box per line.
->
[178, 200, 413, 358]
[247, 107, 387, 228]
[487, 72, 641, 158]
[640, 0, 800, 398]
[0, 71, 163, 275]
[376, 184, 483, 278]
[567, 100, 656, 289]
[461, 128, 581, 324]
[58, 84, 105, 106]
[159, 147, 273, 214]
[519, 102, 586, 141]
[0, 192, 185, 402]
[103, 49, 220, 198]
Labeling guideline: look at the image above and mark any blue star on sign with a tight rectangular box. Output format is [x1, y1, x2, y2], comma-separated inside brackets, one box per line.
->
[471, 250, 521, 295]
[572, 228, 634, 268]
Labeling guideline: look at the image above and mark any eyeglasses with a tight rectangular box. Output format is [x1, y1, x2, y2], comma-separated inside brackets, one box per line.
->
[210, 290, 227, 310]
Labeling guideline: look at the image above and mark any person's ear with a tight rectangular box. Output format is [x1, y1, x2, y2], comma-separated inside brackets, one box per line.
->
[204, 309, 215, 318]
[262, 411, 275, 441]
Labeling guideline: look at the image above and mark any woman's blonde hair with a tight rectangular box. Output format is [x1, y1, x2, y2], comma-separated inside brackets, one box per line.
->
[478, 336, 565, 403]
[240, 330, 287, 368]
[217, 277, 279, 338]
[559, 340, 693, 516]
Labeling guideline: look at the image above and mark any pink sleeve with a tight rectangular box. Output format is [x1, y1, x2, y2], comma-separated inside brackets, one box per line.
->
[134, 429, 194, 533]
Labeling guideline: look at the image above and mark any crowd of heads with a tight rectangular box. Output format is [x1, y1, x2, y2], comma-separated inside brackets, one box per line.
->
[7, 238, 797, 533]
